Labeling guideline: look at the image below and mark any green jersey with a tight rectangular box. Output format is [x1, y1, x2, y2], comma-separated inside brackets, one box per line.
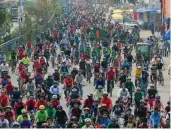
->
[125, 82, 135, 93]
[84, 47, 91, 54]
[134, 91, 144, 102]
[80, 114, 91, 127]
[95, 48, 101, 56]
[92, 50, 97, 57]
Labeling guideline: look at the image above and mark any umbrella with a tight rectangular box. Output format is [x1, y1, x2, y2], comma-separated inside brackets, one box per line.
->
[111, 14, 123, 19]
[109, 7, 115, 11]
[113, 9, 123, 14]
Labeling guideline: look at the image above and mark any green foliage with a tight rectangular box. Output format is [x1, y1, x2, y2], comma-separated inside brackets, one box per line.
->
[0, 6, 13, 37]
[0, 6, 6, 27]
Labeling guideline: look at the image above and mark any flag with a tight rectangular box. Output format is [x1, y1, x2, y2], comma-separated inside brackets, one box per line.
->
[90, 27, 107, 40]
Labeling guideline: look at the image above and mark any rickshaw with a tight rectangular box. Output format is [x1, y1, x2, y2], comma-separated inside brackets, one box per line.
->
[135, 43, 152, 61]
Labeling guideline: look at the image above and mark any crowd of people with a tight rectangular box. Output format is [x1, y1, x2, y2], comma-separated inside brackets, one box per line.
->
[0, 1, 170, 129]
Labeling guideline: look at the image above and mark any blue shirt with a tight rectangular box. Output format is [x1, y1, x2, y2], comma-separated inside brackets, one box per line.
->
[99, 116, 110, 126]
[121, 62, 130, 69]
[150, 112, 161, 127]
[141, 71, 149, 83]
[49, 85, 60, 95]
[20, 120, 32, 128]
[96, 79, 105, 88]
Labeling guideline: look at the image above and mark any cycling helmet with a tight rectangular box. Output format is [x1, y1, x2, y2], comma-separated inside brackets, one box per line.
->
[71, 116, 77, 121]
[101, 124, 107, 128]
[127, 77, 131, 80]
[97, 85, 103, 89]
[85, 118, 91, 123]
[94, 98, 99, 102]
[140, 100, 145, 103]
[13, 122, 20, 126]
[39, 105, 45, 110]
[48, 74, 52, 77]
[87, 93, 93, 97]
[138, 66, 141, 69]
[156, 96, 160, 99]
[84, 107, 89, 111]
[111, 117, 117, 122]
[57, 105, 63, 109]
[21, 109, 27, 113]
[103, 92, 108, 95]
[52, 95, 57, 99]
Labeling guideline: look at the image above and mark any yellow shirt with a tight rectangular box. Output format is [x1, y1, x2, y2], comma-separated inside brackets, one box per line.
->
[135, 69, 142, 78]
[22, 57, 29, 65]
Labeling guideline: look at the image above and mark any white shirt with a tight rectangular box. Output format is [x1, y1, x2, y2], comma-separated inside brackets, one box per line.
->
[72, 64, 79, 70]
[0, 63, 9, 72]
[0, 119, 9, 128]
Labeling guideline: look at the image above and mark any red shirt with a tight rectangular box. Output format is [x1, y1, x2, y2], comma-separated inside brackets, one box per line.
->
[64, 78, 73, 88]
[18, 65, 24, 72]
[94, 65, 100, 73]
[27, 41, 32, 48]
[19, 71, 26, 80]
[106, 70, 116, 80]
[25, 100, 36, 110]
[5, 111, 15, 122]
[36, 101, 47, 110]
[81, 53, 89, 60]
[5, 85, 14, 95]
[51, 100, 60, 109]
[34, 61, 40, 71]
[84, 99, 94, 109]
[101, 97, 112, 110]
[0, 95, 9, 107]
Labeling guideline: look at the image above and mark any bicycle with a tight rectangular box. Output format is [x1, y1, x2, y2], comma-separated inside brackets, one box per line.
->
[109, 80, 114, 97]
[86, 70, 92, 83]
[157, 70, 164, 86]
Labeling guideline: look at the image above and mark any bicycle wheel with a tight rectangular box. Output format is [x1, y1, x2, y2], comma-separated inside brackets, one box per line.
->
[109, 82, 113, 97]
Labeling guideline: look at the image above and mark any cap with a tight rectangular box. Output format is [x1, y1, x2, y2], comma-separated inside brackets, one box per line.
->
[52, 95, 57, 99]
[103, 92, 108, 95]
[97, 85, 103, 89]
[57, 105, 63, 109]
[87, 93, 93, 97]
[85, 118, 91, 122]
[101, 104, 107, 107]
[13, 122, 20, 126]
[39, 105, 45, 110]
[111, 117, 117, 122]
[21, 109, 27, 113]
[84, 107, 89, 111]
[71, 116, 77, 121]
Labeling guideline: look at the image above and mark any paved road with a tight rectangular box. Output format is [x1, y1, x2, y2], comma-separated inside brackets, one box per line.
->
[9, 30, 170, 113]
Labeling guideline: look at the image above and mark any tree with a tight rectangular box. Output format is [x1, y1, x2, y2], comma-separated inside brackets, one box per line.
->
[0, 5, 12, 40]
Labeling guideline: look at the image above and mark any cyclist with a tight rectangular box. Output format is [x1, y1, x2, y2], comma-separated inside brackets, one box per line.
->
[93, 85, 104, 100]
[121, 59, 130, 74]
[149, 107, 161, 128]
[21, 54, 30, 68]
[134, 66, 142, 87]
[106, 66, 116, 93]
[157, 59, 165, 83]
[64, 74, 73, 99]
[60, 62, 68, 83]
[35, 105, 48, 128]
[147, 84, 158, 110]
[107, 117, 120, 128]
[101, 92, 113, 111]
[125, 77, 135, 105]
[75, 71, 84, 99]
[135, 50, 144, 66]
[9, 49, 17, 67]
[0, 60, 9, 76]
[140, 67, 149, 96]
[150, 63, 158, 84]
